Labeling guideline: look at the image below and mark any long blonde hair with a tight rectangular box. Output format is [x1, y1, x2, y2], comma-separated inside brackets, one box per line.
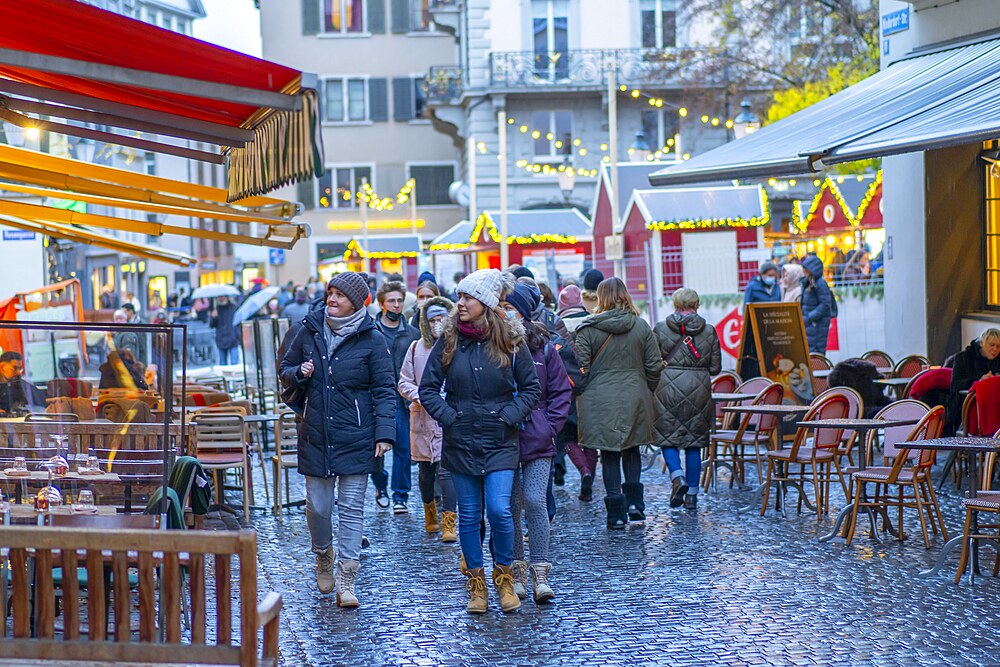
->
[596, 277, 640, 316]
[440, 307, 518, 369]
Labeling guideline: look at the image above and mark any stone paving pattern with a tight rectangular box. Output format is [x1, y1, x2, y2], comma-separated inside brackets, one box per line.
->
[243, 458, 1000, 667]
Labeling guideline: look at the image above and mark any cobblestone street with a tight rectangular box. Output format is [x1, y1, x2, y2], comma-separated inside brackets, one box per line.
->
[246, 457, 1000, 667]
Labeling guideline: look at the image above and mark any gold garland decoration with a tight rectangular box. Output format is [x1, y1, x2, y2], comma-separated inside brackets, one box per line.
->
[469, 212, 579, 245]
[646, 188, 770, 231]
[344, 238, 421, 261]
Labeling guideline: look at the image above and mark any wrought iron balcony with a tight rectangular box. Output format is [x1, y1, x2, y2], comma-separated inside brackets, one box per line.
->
[424, 66, 462, 105]
[490, 47, 712, 89]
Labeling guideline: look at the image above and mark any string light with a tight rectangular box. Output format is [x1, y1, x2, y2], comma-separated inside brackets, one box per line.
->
[646, 188, 770, 231]
[792, 176, 855, 233]
[344, 238, 421, 261]
[355, 178, 416, 211]
[469, 212, 579, 246]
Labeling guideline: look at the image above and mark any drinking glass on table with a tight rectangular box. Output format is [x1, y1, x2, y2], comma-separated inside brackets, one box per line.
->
[13, 456, 27, 473]
[76, 489, 95, 511]
[87, 455, 100, 473]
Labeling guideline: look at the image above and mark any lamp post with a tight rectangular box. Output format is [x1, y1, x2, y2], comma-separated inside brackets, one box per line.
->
[498, 110, 509, 268]
[732, 98, 761, 140]
[629, 130, 652, 163]
[607, 72, 624, 279]
[556, 157, 576, 203]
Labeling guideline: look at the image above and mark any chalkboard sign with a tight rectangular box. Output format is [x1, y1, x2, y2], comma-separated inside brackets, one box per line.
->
[737, 302, 815, 403]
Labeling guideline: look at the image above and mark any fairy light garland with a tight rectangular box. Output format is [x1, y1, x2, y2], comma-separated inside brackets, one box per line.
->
[428, 241, 472, 252]
[853, 170, 883, 224]
[344, 238, 421, 260]
[469, 212, 579, 245]
[645, 188, 770, 231]
[355, 178, 417, 212]
[792, 177, 852, 233]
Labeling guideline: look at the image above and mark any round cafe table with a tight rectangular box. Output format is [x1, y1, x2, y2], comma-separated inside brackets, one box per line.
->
[799, 417, 920, 543]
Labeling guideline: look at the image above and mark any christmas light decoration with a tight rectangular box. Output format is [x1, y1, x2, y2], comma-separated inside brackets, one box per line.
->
[344, 238, 421, 260]
[645, 188, 770, 231]
[469, 212, 579, 245]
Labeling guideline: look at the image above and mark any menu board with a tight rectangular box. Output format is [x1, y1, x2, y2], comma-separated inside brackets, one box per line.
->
[737, 302, 815, 403]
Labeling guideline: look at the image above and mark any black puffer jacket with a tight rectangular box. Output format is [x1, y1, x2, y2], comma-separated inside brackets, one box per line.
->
[278, 309, 396, 478]
[418, 317, 541, 476]
[801, 255, 834, 354]
[947, 339, 1000, 428]
[653, 313, 721, 449]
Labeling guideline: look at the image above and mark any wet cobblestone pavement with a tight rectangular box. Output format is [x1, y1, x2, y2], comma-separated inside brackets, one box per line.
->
[241, 458, 1000, 666]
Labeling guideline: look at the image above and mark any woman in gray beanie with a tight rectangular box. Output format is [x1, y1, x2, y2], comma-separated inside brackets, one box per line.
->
[279, 271, 396, 607]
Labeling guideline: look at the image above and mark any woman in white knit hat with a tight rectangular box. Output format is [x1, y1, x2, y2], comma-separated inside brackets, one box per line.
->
[419, 269, 541, 614]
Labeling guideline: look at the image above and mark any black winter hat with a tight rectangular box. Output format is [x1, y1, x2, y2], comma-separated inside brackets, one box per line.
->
[583, 268, 604, 291]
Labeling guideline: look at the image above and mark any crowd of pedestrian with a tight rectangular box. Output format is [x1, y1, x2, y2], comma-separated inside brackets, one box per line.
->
[277, 261, 730, 615]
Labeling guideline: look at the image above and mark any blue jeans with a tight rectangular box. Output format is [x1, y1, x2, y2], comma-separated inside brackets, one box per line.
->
[451, 470, 515, 570]
[391, 406, 411, 504]
[218, 346, 239, 365]
[663, 447, 701, 495]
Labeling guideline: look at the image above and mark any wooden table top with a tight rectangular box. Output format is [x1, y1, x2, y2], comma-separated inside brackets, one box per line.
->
[0, 470, 120, 482]
[0, 419, 181, 436]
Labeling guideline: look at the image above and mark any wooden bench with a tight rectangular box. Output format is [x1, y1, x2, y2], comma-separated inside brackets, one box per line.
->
[0, 526, 281, 667]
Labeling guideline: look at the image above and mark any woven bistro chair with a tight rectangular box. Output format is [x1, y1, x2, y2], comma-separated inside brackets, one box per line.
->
[711, 371, 742, 429]
[191, 411, 251, 523]
[704, 382, 784, 490]
[814, 386, 865, 466]
[861, 350, 894, 376]
[272, 409, 302, 518]
[845, 404, 947, 548]
[954, 445, 1000, 583]
[760, 391, 850, 519]
[810, 353, 834, 395]
[893, 354, 931, 380]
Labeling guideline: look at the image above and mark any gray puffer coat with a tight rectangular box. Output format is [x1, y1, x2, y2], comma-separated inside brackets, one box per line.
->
[653, 312, 721, 449]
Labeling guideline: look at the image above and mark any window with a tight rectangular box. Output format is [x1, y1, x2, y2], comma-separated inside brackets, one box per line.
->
[323, 0, 365, 34]
[641, 109, 680, 154]
[532, 111, 573, 159]
[986, 158, 1000, 305]
[409, 164, 455, 206]
[318, 166, 373, 209]
[788, 2, 824, 42]
[411, 77, 426, 119]
[324, 78, 368, 122]
[532, 0, 569, 80]
[409, 0, 430, 31]
[640, 0, 677, 49]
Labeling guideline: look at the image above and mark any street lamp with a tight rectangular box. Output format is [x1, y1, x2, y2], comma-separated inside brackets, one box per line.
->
[629, 130, 652, 162]
[732, 98, 761, 139]
[556, 157, 576, 203]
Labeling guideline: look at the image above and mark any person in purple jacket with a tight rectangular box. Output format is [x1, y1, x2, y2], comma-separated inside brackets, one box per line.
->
[500, 283, 572, 604]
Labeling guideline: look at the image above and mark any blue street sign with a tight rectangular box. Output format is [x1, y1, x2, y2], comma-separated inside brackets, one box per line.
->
[2, 230, 36, 241]
[269, 248, 285, 266]
[881, 8, 909, 37]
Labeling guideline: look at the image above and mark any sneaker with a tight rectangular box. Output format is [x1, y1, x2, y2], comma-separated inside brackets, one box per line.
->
[578, 473, 594, 502]
[392, 502, 408, 514]
[374, 490, 389, 509]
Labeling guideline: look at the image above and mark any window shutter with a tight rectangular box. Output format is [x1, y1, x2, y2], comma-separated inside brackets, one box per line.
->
[297, 177, 316, 210]
[392, 78, 413, 121]
[390, 0, 409, 33]
[302, 0, 320, 36]
[369, 78, 389, 122]
[368, 0, 386, 34]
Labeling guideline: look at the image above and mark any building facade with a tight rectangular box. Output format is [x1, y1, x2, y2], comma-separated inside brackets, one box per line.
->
[261, 0, 466, 284]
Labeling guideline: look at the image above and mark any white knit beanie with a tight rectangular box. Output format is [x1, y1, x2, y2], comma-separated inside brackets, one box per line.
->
[456, 269, 512, 309]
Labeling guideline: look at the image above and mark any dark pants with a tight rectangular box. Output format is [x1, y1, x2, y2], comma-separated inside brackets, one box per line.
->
[600, 448, 641, 496]
[418, 461, 456, 512]
[565, 440, 598, 478]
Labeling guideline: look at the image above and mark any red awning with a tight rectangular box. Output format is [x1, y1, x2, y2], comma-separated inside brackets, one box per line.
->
[0, 0, 323, 201]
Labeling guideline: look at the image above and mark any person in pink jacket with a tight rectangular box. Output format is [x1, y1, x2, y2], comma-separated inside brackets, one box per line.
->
[398, 296, 458, 542]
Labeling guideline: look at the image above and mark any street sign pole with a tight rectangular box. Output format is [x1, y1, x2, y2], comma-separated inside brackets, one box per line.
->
[499, 110, 509, 269]
[608, 71, 623, 279]
[360, 177, 370, 275]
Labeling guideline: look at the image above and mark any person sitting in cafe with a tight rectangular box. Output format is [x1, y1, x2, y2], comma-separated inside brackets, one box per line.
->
[99, 349, 149, 391]
[0, 351, 44, 416]
[946, 328, 1000, 431]
[827, 357, 890, 418]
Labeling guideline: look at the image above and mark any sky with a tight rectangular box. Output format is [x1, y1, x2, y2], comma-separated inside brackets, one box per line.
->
[192, 0, 263, 58]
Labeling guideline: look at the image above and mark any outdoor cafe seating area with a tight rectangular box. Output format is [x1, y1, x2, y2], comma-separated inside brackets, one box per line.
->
[709, 349, 1000, 586]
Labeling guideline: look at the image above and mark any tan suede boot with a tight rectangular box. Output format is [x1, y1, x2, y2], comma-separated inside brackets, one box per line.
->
[465, 567, 489, 614]
[315, 547, 334, 594]
[492, 565, 521, 612]
[441, 511, 457, 543]
[510, 559, 528, 599]
[335, 559, 360, 608]
[423, 501, 440, 533]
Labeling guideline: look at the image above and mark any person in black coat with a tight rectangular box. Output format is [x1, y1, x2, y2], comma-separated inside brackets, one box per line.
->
[801, 254, 834, 354]
[946, 329, 1000, 431]
[279, 271, 395, 606]
[828, 357, 889, 419]
[373, 280, 421, 512]
[210, 296, 240, 365]
[419, 268, 540, 615]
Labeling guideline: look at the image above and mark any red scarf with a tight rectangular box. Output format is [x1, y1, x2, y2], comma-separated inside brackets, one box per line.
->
[457, 319, 488, 341]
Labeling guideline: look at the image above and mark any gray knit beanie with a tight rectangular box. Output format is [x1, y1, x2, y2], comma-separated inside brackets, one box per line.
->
[327, 272, 369, 311]
[456, 268, 512, 309]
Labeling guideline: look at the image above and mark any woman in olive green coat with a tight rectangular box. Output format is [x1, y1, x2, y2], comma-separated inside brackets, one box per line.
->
[576, 277, 662, 529]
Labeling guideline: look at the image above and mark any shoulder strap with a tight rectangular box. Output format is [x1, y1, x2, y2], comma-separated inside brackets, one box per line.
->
[587, 333, 613, 374]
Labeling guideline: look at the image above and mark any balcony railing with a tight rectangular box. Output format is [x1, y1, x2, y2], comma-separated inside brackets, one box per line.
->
[424, 65, 463, 105]
[490, 47, 714, 89]
[429, 0, 458, 7]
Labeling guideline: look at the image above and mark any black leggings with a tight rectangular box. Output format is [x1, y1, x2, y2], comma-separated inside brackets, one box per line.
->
[601, 448, 641, 496]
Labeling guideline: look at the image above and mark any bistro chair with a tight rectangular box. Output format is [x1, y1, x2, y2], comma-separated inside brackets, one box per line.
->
[845, 404, 947, 548]
[954, 444, 1000, 583]
[940, 389, 980, 489]
[861, 350, 894, 375]
[704, 381, 783, 490]
[191, 411, 251, 523]
[272, 409, 303, 518]
[760, 391, 850, 519]
[893, 354, 931, 380]
[814, 385, 864, 468]
[711, 371, 742, 428]
[810, 353, 834, 395]
[46, 378, 94, 399]
[718, 377, 772, 430]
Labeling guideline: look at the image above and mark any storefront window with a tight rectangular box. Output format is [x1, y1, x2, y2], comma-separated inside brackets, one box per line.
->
[985, 157, 1000, 306]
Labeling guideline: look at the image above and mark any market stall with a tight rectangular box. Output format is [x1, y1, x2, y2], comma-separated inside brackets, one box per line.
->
[342, 234, 422, 284]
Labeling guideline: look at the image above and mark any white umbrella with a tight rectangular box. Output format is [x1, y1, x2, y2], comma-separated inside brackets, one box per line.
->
[232, 286, 281, 325]
[191, 284, 240, 299]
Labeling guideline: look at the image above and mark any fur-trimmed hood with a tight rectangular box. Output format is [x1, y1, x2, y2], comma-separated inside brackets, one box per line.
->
[417, 295, 456, 346]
